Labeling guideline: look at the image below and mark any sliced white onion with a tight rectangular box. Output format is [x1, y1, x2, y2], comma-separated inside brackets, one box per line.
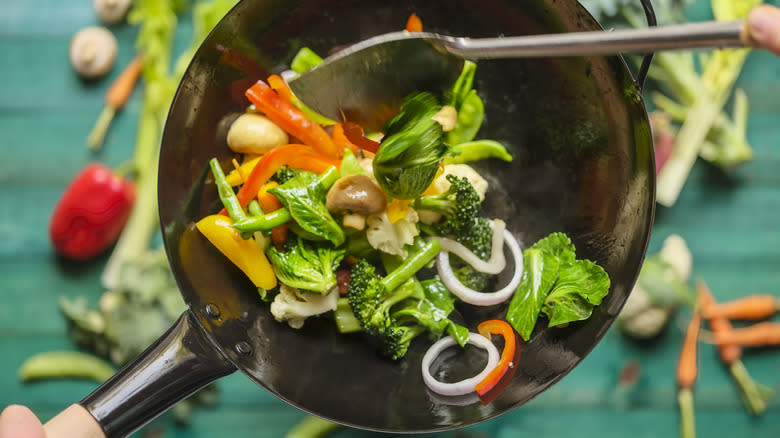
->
[438, 219, 506, 274]
[421, 333, 500, 397]
[437, 227, 524, 306]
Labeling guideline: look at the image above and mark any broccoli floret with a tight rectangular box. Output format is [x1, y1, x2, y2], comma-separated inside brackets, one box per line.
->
[346, 239, 443, 359]
[451, 217, 495, 291]
[273, 165, 299, 185]
[413, 174, 480, 235]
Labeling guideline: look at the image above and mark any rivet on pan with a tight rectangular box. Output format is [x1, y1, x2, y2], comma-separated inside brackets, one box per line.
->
[235, 341, 252, 355]
[205, 303, 220, 318]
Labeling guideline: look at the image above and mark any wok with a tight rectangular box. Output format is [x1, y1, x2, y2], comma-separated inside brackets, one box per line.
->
[43, 0, 656, 436]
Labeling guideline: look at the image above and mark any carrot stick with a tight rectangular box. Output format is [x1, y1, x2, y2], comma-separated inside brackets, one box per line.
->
[704, 294, 779, 320]
[677, 311, 700, 438]
[87, 55, 145, 151]
[697, 281, 773, 416]
[713, 321, 780, 347]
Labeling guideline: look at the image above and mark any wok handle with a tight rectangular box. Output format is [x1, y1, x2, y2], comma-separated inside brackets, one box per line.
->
[44, 310, 237, 438]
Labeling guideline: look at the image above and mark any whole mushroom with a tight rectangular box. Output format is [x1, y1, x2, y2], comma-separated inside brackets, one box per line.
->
[94, 0, 133, 25]
[326, 174, 387, 216]
[69, 26, 118, 79]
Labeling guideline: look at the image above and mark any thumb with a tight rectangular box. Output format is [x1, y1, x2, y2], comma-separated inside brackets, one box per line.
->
[0, 405, 45, 438]
[747, 5, 780, 56]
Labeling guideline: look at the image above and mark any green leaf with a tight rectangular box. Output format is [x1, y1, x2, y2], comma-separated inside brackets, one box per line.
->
[532, 232, 576, 264]
[506, 248, 561, 341]
[541, 259, 610, 327]
[447, 89, 484, 145]
[270, 171, 345, 246]
[444, 140, 513, 165]
[267, 238, 345, 293]
[339, 149, 366, 177]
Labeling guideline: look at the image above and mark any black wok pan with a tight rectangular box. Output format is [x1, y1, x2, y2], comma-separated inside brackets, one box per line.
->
[43, 0, 656, 436]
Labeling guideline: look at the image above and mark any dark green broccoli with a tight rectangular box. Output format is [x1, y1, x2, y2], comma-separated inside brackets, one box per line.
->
[413, 174, 481, 235]
[450, 217, 495, 291]
[346, 239, 443, 360]
[273, 165, 300, 185]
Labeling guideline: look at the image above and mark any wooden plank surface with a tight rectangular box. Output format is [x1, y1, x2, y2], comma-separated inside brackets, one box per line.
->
[1, 0, 779, 437]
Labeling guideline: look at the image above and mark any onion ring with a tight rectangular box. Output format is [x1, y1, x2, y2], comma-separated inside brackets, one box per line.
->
[438, 220, 506, 274]
[437, 227, 524, 306]
[421, 333, 500, 397]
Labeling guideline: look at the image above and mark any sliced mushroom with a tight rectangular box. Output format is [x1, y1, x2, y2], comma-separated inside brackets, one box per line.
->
[94, 0, 133, 25]
[69, 26, 118, 79]
[326, 174, 387, 216]
[227, 113, 289, 155]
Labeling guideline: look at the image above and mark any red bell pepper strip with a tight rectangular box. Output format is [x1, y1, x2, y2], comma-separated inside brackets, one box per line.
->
[342, 121, 380, 154]
[475, 320, 518, 399]
[245, 80, 340, 158]
[406, 13, 423, 32]
[49, 163, 136, 261]
[331, 123, 359, 154]
[223, 144, 341, 215]
[267, 74, 294, 103]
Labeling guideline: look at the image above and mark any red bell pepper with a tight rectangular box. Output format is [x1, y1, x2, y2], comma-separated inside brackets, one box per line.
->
[245, 80, 340, 158]
[331, 123, 359, 154]
[405, 13, 423, 32]
[342, 121, 380, 154]
[224, 144, 341, 214]
[49, 163, 136, 261]
[475, 319, 518, 401]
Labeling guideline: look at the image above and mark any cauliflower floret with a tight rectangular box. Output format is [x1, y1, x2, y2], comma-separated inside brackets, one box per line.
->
[366, 210, 420, 257]
[270, 284, 339, 329]
[418, 163, 489, 225]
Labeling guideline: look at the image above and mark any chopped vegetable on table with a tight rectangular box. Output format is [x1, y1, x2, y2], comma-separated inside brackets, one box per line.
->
[677, 309, 701, 438]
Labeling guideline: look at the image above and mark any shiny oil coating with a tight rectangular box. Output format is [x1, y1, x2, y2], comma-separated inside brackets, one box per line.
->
[158, 0, 654, 432]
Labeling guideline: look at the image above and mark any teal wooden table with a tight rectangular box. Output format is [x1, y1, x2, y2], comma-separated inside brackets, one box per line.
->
[2, 1, 780, 437]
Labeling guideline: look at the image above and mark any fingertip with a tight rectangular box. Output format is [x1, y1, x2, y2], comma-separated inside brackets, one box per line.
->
[0, 405, 45, 438]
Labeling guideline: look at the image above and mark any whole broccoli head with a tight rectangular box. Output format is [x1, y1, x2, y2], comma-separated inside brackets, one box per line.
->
[414, 174, 481, 235]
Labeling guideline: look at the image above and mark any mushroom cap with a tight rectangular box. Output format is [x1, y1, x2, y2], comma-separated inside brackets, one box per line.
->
[69, 26, 118, 79]
[93, 0, 133, 25]
[326, 174, 387, 216]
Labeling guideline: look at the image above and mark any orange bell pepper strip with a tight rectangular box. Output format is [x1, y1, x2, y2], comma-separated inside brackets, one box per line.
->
[342, 121, 380, 154]
[196, 214, 277, 290]
[223, 144, 340, 215]
[245, 80, 340, 158]
[331, 123, 359, 154]
[475, 320, 518, 399]
[258, 181, 288, 248]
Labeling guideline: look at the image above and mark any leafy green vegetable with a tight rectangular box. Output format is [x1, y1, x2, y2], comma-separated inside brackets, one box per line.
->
[444, 140, 513, 164]
[373, 92, 448, 199]
[506, 247, 562, 341]
[267, 238, 345, 293]
[269, 168, 345, 246]
[506, 232, 610, 340]
[291, 46, 324, 74]
[541, 259, 610, 326]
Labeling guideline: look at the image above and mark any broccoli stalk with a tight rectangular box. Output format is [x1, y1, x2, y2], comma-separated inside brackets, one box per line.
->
[413, 174, 481, 235]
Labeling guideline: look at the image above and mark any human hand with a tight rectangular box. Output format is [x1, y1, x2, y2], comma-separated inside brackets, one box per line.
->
[747, 5, 780, 56]
[0, 405, 45, 438]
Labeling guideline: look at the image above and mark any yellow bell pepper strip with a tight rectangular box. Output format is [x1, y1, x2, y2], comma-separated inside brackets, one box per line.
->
[258, 181, 288, 248]
[196, 214, 277, 290]
[210, 158, 247, 222]
[226, 156, 260, 186]
[475, 319, 518, 402]
[245, 80, 341, 158]
[224, 144, 341, 215]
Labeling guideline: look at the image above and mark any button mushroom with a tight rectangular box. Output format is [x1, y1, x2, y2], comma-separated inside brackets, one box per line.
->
[226, 113, 289, 155]
[326, 174, 387, 216]
[94, 0, 133, 25]
[69, 26, 118, 79]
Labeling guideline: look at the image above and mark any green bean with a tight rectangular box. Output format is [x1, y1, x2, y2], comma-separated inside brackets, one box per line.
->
[248, 199, 264, 217]
[232, 209, 292, 232]
[18, 351, 116, 383]
[445, 140, 513, 165]
[209, 158, 247, 222]
[447, 89, 484, 145]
